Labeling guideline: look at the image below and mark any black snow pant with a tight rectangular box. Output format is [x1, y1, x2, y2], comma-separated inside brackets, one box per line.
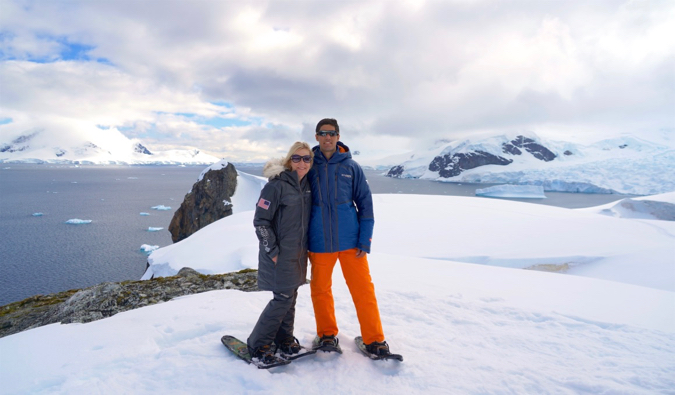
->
[247, 288, 299, 352]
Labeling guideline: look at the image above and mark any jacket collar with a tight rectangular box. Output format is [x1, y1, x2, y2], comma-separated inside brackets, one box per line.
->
[312, 141, 351, 164]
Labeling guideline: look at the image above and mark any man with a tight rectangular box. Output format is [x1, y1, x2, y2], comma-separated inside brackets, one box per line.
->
[307, 118, 393, 356]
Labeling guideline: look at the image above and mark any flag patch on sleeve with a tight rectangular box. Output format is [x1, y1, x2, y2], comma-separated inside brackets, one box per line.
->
[257, 198, 271, 210]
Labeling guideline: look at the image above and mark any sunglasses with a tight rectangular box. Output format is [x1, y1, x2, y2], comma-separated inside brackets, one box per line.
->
[291, 155, 312, 163]
[316, 130, 338, 137]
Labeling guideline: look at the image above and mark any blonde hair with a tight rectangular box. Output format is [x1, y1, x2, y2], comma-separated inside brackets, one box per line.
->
[282, 141, 313, 170]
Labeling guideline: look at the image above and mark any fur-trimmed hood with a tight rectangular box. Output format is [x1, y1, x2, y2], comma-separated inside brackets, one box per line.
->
[262, 157, 287, 179]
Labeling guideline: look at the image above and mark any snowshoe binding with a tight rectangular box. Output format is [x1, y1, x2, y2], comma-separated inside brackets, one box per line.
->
[312, 334, 342, 354]
[355, 336, 403, 361]
[276, 336, 317, 361]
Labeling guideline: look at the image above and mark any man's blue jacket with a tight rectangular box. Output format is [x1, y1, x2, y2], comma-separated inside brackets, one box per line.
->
[307, 141, 374, 253]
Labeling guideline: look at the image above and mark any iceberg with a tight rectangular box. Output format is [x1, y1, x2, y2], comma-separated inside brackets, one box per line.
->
[151, 205, 171, 211]
[475, 184, 546, 199]
[140, 244, 159, 255]
[65, 219, 92, 224]
[32, 212, 44, 217]
[140, 212, 150, 216]
[147, 227, 163, 232]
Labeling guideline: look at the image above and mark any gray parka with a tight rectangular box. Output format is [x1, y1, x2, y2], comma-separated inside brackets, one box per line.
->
[253, 158, 311, 292]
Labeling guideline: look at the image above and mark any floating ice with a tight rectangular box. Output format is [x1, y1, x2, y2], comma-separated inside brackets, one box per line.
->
[140, 212, 150, 216]
[476, 184, 546, 199]
[32, 212, 44, 217]
[147, 227, 163, 232]
[128, 177, 139, 179]
[140, 244, 159, 255]
[151, 205, 171, 211]
[65, 219, 92, 224]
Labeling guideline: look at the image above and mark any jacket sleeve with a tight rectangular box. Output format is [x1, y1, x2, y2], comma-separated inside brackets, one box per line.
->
[253, 182, 280, 259]
[352, 163, 374, 253]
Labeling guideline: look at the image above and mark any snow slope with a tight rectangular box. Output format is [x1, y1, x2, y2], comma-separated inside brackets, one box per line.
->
[144, 174, 675, 292]
[1, 254, 673, 394]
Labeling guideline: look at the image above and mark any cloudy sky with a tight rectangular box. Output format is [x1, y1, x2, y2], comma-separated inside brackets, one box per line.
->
[1, 0, 673, 161]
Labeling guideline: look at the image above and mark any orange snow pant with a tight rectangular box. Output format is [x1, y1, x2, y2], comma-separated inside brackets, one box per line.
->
[309, 248, 384, 345]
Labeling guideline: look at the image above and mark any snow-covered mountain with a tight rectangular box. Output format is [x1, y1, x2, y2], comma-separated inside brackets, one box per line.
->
[382, 132, 675, 195]
[0, 128, 219, 165]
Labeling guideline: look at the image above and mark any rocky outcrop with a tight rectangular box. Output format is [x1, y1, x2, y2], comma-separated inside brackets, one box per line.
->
[0, 268, 259, 338]
[0, 131, 39, 153]
[387, 165, 405, 178]
[134, 143, 152, 155]
[169, 163, 237, 243]
[428, 151, 513, 178]
[502, 136, 556, 162]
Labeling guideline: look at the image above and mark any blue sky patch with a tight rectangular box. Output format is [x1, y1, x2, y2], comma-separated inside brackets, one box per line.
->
[202, 117, 251, 128]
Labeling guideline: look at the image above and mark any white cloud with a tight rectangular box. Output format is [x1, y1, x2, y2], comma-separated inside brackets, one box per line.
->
[1, 0, 673, 160]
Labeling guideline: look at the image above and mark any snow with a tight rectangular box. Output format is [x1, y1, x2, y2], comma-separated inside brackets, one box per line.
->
[144, 178, 675, 292]
[578, 192, 675, 221]
[64, 219, 92, 224]
[475, 184, 546, 199]
[2, 257, 674, 394]
[2, 171, 674, 394]
[151, 205, 171, 211]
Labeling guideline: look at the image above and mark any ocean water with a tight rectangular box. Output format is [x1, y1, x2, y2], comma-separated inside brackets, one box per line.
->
[0, 164, 631, 305]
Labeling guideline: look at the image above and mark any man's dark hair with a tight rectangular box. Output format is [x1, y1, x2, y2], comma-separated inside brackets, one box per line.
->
[315, 118, 340, 134]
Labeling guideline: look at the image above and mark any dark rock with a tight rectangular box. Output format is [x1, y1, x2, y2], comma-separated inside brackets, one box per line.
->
[169, 163, 238, 243]
[502, 143, 522, 156]
[429, 151, 513, 178]
[387, 165, 405, 178]
[134, 143, 152, 155]
[0, 269, 261, 338]
[1, 132, 39, 153]
[564, 150, 573, 156]
[506, 136, 556, 162]
[619, 144, 628, 149]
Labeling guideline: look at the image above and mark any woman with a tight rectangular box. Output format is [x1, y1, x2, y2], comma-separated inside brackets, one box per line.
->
[247, 141, 313, 365]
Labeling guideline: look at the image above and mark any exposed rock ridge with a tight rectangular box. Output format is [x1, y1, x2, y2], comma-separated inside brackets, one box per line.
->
[0, 268, 259, 338]
[502, 136, 557, 161]
[169, 163, 237, 243]
[428, 150, 513, 178]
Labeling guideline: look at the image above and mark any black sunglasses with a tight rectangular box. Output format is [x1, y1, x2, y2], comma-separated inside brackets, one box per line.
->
[316, 130, 338, 137]
[291, 155, 312, 163]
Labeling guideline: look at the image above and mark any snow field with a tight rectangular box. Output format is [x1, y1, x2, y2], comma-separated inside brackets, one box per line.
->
[1, 256, 673, 394]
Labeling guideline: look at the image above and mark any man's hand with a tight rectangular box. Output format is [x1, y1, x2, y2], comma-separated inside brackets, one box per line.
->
[355, 249, 367, 258]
